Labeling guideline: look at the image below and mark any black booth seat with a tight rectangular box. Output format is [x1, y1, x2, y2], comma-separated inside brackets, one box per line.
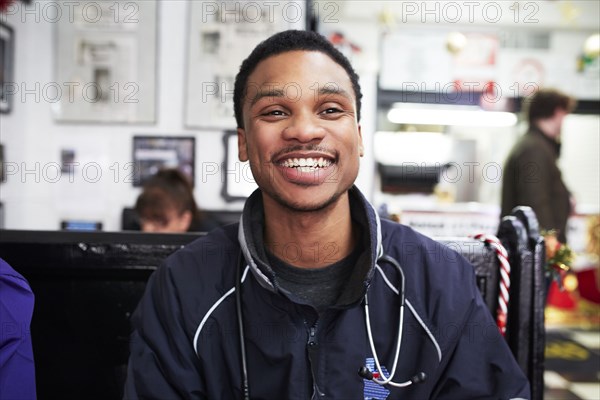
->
[0, 207, 545, 400]
[0, 231, 203, 400]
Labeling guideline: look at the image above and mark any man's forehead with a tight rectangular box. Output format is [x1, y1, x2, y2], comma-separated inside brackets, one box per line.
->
[247, 51, 351, 85]
[243, 51, 354, 103]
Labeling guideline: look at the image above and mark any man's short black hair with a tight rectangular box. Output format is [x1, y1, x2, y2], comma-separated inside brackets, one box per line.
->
[233, 30, 362, 129]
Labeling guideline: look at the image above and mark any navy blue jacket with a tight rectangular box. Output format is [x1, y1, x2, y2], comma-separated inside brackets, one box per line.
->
[125, 188, 530, 399]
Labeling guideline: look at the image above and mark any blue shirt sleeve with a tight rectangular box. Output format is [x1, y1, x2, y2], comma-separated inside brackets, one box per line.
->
[0, 258, 37, 400]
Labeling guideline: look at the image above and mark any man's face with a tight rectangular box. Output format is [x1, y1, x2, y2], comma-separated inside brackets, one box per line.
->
[237, 50, 363, 212]
[550, 108, 568, 138]
[538, 108, 568, 139]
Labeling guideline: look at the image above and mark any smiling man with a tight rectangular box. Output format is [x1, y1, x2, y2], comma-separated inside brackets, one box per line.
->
[237, 48, 363, 268]
[125, 30, 529, 399]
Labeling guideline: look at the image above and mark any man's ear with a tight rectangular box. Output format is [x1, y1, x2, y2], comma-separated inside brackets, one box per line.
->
[358, 125, 364, 157]
[238, 128, 248, 162]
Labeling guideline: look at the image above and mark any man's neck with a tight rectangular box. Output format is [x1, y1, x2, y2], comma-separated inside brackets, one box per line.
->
[262, 193, 356, 269]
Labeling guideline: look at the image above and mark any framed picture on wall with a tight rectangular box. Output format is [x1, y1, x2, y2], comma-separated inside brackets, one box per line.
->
[184, 1, 305, 129]
[0, 144, 5, 182]
[221, 130, 257, 201]
[53, 1, 157, 123]
[0, 22, 14, 114]
[132, 136, 196, 187]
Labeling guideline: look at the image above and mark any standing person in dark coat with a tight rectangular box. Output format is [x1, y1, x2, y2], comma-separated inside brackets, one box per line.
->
[501, 88, 576, 243]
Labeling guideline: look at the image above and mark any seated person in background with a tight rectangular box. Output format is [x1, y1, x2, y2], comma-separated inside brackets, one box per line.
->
[135, 168, 217, 233]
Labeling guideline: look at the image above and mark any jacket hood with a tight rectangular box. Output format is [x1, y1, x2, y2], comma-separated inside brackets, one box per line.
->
[238, 186, 382, 306]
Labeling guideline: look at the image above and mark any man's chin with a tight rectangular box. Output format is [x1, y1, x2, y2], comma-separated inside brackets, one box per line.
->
[270, 189, 344, 213]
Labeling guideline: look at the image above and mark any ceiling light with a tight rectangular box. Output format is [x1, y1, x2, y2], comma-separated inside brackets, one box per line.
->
[387, 104, 517, 127]
[584, 33, 600, 58]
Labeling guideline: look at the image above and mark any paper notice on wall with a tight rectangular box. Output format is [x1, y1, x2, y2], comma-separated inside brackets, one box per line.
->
[379, 31, 453, 91]
[52, 141, 111, 219]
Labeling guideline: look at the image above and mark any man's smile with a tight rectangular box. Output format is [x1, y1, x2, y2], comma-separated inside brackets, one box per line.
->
[279, 157, 334, 172]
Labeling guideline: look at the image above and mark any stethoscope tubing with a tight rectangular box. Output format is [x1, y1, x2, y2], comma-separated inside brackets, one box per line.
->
[365, 254, 415, 388]
[235, 252, 251, 400]
[235, 250, 416, 399]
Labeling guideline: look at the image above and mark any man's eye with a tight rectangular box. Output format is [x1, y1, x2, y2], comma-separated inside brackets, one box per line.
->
[263, 110, 286, 116]
[322, 107, 342, 114]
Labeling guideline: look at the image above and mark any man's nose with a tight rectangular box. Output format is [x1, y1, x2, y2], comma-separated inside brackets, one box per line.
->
[282, 112, 325, 143]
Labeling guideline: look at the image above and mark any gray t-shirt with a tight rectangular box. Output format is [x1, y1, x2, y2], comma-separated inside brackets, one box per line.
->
[267, 245, 361, 313]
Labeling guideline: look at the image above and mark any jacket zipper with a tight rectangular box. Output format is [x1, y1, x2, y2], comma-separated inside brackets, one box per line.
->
[306, 321, 325, 399]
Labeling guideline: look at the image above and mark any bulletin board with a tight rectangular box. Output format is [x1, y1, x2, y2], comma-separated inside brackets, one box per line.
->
[380, 29, 600, 101]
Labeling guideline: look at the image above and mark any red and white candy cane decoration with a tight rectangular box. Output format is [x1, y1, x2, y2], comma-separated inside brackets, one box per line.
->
[473, 233, 511, 336]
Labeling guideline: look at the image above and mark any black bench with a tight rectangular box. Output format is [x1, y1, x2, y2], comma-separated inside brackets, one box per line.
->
[0, 231, 202, 399]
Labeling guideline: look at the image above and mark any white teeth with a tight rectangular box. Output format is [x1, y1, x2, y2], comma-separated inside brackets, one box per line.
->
[281, 157, 332, 169]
